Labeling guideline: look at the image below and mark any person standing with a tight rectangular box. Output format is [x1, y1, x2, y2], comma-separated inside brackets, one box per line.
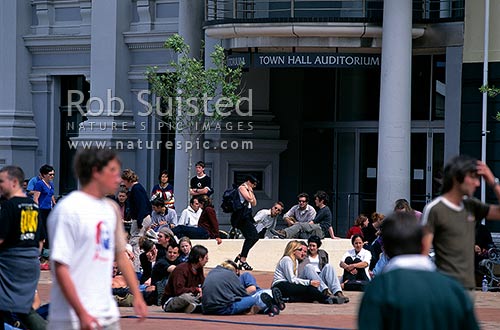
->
[232, 175, 259, 271]
[121, 169, 152, 273]
[0, 166, 46, 330]
[48, 148, 147, 329]
[189, 161, 213, 197]
[359, 211, 479, 330]
[421, 155, 500, 290]
[33, 164, 56, 248]
[151, 170, 175, 209]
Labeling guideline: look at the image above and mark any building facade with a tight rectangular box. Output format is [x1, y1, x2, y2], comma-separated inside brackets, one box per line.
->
[1, 0, 499, 233]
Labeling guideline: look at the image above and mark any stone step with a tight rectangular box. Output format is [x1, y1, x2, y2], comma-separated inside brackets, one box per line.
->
[190, 238, 353, 275]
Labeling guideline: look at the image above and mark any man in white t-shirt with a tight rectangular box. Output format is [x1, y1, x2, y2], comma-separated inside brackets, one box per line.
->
[48, 148, 147, 329]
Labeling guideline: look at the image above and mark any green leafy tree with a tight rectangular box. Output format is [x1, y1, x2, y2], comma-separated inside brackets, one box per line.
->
[146, 34, 244, 194]
[479, 85, 500, 120]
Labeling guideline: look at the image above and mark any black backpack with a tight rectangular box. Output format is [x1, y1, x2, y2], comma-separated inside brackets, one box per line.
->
[221, 184, 246, 213]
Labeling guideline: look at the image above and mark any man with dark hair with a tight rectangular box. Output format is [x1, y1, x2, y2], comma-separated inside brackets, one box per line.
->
[0, 165, 46, 329]
[189, 161, 213, 197]
[282, 193, 316, 227]
[272, 190, 336, 239]
[421, 155, 500, 290]
[150, 197, 177, 230]
[48, 148, 147, 329]
[162, 245, 209, 313]
[151, 170, 175, 209]
[359, 212, 479, 330]
[174, 196, 202, 229]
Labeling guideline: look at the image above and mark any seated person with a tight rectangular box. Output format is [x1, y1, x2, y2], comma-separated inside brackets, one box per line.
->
[298, 236, 349, 302]
[139, 238, 157, 286]
[151, 243, 180, 305]
[340, 234, 372, 291]
[202, 260, 281, 315]
[475, 223, 497, 286]
[150, 197, 177, 230]
[282, 193, 316, 227]
[112, 262, 134, 307]
[173, 196, 222, 244]
[174, 197, 202, 228]
[178, 237, 192, 263]
[161, 245, 208, 313]
[272, 240, 341, 304]
[359, 212, 479, 330]
[346, 214, 368, 239]
[254, 202, 284, 238]
[363, 212, 384, 245]
[272, 191, 336, 239]
[156, 226, 176, 260]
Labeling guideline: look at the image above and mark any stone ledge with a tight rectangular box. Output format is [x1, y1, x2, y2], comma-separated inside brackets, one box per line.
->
[190, 238, 353, 275]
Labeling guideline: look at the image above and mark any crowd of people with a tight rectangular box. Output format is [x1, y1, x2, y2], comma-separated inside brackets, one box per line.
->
[1, 152, 500, 329]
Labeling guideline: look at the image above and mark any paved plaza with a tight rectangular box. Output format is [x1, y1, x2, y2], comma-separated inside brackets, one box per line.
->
[37, 270, 500, 330]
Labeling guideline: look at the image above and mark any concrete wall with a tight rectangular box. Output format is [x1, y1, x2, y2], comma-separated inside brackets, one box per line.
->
[191, 238, 354, 276]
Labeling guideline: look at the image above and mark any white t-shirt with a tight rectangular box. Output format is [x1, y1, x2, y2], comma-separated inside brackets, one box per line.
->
[341, 248, 372, 281]
[307, 255, 321, 273]
[48, 191, 125, 327]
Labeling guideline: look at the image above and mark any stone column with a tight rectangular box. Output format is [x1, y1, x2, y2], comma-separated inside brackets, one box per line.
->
[76, 0, 137, 170]
[376, 0, 412, 214]
[174, 0, 205, 209]
[0, 0, 38, 172]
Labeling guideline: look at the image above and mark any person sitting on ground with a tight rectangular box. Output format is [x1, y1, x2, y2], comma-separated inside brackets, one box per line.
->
[272, 191, 337, 239]
[161, 245, 208, 313]
[138, 238, 157, 286]
[151, 170, 175, 209]
[272, 240, 341, 304]
[340, 234, 372, 291]
[346, 214, 368, 239]
[178, 237, 192, 263]
[394, 198, 422, 220]
[151, 243, 180, 306]
[174, 197, 202, 229]
[254, 202, 284, 238]
[475, 223, 496, 286]
[173, 195, 222, 244]
[202, 260, 282, 316]
[155, 226, 176, 260]
[298, 236, 349, 303]
[358, 212, 479, 330]
[150, 197, 177, 230]
[282, 193, 316, 227]
[112, 262, 134, 307]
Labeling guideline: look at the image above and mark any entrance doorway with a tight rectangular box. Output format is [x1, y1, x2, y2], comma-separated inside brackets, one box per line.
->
[333, 128, 443, 235]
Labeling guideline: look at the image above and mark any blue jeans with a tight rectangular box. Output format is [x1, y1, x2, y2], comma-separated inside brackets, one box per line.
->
[218, 296, 258, 315]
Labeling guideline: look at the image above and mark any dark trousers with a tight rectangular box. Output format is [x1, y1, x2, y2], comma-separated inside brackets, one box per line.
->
[273, 281, 327, 303]
[39, 208, 51, 249]
[172, 226, 209, 239]
[232, 208, 259, 258]
[342, 257, 370, 282]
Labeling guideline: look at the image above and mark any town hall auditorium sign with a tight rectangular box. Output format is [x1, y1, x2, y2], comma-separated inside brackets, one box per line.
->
[227, 53, 380, 68]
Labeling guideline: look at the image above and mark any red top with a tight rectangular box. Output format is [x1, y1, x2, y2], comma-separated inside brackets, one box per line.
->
[346, 226, 364, 239]
[198, 205, 220, 239]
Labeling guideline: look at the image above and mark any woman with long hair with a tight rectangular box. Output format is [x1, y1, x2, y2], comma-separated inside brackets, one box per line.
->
[272, 241, 337, 304]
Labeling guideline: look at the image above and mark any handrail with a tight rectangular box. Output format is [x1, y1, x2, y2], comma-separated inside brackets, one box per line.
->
[205, 0, 464, 23]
